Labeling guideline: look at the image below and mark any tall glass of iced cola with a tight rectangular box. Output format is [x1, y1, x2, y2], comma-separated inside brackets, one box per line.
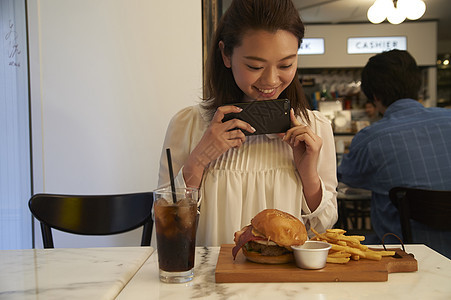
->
[153, 186, 199, 283]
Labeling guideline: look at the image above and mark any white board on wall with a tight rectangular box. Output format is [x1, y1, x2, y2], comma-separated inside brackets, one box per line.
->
[299, 21, 437, 68]
[28, 0, 202, 248]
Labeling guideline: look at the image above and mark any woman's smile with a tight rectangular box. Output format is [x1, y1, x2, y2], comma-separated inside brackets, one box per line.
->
[255, 86, 279, 99]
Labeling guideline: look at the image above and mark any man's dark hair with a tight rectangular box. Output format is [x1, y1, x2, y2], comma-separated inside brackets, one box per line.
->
[361, 49, 422, 107]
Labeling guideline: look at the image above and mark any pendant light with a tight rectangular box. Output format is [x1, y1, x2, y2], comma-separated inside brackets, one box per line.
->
[367, 0, 426, 25]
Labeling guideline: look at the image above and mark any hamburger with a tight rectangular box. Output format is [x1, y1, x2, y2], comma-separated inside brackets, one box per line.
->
[232, 209, 308, 264]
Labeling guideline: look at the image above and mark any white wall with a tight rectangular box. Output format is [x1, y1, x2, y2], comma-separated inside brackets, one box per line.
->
[28, 0, 202, 248]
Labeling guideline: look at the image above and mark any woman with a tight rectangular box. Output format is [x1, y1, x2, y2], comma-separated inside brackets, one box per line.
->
[158, 0, 338, 246]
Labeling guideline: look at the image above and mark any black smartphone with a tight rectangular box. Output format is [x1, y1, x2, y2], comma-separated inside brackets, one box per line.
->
[222, 99, 291, 136]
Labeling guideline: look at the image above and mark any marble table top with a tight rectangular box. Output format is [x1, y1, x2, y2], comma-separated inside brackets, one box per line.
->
[117, 245, 451, 300]
[0, 246, 154, 300]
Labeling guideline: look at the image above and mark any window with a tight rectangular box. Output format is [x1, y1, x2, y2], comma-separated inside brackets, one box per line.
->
[0, 0, 32, 250]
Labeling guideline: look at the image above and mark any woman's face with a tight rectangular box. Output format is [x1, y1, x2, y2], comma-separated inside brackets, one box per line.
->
[220, 29, 299, 102]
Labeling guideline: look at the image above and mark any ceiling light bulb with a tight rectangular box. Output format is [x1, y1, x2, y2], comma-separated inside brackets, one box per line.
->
[387, 4, 406, 25]
[398, 0, 426, 20]
[367, 0, 390, 24]
[367, 5, 385, 24]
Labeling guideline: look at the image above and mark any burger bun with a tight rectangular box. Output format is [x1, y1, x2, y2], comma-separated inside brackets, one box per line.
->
[251, 209, 308, 247]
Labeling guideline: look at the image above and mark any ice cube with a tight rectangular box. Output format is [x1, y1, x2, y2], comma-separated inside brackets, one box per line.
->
[176, 198, 192, 207]
[155, 197, 171, 206]
[154, 204, 176, 230]
[162, 224, 178, 239]
[177, 205, 196, 229]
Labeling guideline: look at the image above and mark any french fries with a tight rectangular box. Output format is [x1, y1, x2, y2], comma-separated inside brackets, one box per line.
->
[326, 257, 350, 264]
[311, 228, 396, 264]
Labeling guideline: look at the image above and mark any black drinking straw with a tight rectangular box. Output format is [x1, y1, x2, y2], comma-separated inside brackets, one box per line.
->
[166, 148, 177, 204]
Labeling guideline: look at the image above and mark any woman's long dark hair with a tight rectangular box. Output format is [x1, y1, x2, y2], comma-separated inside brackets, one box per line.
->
[203, 0, 310, 123]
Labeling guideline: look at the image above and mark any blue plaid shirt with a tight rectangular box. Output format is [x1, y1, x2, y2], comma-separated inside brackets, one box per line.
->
[338, 99, 451, 255]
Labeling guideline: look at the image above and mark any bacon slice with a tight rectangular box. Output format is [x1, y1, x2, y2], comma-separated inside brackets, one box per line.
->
[232, 225, 266, 259]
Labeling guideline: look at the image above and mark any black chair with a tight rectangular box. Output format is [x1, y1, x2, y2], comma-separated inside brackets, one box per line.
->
[389, 187, 451, 243]
[336, 183, 373, 235]
[29, 192, 154, 248]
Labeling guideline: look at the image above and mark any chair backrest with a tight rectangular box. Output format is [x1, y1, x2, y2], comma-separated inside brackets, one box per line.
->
[29, 192, 154, 248]
[389, 187, 451, 243]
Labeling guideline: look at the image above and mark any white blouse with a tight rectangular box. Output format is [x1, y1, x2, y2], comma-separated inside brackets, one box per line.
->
[158, 104, 338, 246]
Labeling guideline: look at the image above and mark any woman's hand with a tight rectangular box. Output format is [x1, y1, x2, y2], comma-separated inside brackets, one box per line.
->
[183, 105, 255, 188]
[281, 109, 322, 210]
[283, 109, 322, 172]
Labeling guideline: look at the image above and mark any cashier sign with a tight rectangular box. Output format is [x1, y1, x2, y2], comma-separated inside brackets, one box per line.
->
[347, 36, 407, 54]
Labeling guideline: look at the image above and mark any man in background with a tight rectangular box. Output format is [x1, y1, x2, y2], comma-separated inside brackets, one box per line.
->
[364, 100, 381, 123]
[337, 49, 451, 257]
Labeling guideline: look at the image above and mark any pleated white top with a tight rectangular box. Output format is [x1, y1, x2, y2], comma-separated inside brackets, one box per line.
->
[158, 104, 338, 246]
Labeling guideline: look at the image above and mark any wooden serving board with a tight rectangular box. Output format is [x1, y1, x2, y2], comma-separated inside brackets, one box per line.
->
[215, 244, 417, 283]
